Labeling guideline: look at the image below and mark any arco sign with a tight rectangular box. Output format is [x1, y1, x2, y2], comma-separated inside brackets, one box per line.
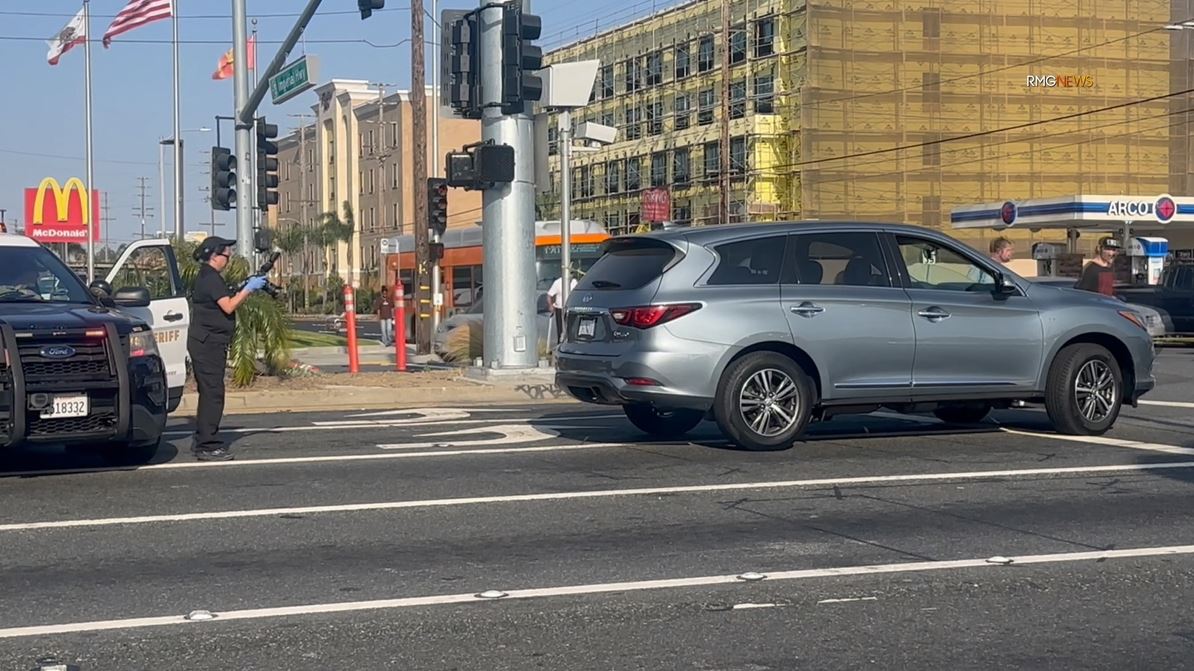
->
[1106, 195, 1177, 223]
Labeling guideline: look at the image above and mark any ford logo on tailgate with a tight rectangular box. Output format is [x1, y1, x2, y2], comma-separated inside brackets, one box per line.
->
[40, 346, 76, 359]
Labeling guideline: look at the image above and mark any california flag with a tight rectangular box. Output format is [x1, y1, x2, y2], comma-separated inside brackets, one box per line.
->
[47, 6, 87, 66]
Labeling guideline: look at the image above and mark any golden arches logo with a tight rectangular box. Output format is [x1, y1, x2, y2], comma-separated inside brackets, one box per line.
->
[31, 177, 90, 226]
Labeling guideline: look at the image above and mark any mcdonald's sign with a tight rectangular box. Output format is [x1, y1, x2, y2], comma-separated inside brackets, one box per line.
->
[23, 177, 101, 244]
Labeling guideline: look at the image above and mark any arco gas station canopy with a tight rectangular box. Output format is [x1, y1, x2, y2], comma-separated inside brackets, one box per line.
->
[950, 194, 1194, 239]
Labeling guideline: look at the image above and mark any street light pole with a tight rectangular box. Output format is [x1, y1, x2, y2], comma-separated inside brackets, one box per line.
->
[158, 140, 168, 237]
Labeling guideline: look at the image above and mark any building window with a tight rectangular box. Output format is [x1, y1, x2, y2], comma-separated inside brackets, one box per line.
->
[730, 80, 746, 119]
[606, 160, 622, 194]
[755, 16, 776, 57]
[389, 122, 398, 147]
[698, 35, 715, 72]
[698, 88, 715, 125]
[755, 71, 775, 114]
[624, 59, 641, 93]
[646, 51, 663, 86]
[601, 112, 615, 129]
[605, 211, 622, 236]
[627, 211, 641, 232]
[548, 124, 559, 156]
[731, 24, 747, 65]
[730, 136, 747, 174]
[367, 130, 376, 152]
[703, 142, 720, 178]
[923, 71, 941, 105]
[624, 106, 642, 140]
[571, 168, 581, 200]
[673, 148, 691, 185]
[647, 101, 663, 135]
[391, 163, 398, 189]
[582, 165, 595, 198]
[674, 94, 691, 130]
[600, 64, 614, 98]
[675, 42, 691, 79]
[626, 157, 641, 192]
[922, 9, 941, 38]
[651, 152, 667, 187]
[675, 203, 692, 226]
[392, 202, 400, 230]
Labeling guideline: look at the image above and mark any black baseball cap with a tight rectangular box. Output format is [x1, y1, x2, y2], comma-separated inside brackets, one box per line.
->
[194, 236, 237, 261]
[1098, 236, 1122, 250]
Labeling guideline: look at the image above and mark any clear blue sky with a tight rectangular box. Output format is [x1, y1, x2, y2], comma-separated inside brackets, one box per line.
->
[0, 0, 681, 246]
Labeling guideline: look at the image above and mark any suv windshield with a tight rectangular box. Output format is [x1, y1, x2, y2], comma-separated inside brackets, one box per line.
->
[0, 246, 93, 304]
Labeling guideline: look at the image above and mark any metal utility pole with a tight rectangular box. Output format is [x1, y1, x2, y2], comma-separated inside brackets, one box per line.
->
[479, 0, 539, 369]
[101, 193, 115, 259]
[719, 0, 730, 225]
[411, 0, 432, 354]
[558, 110, 573, 336]
[83, 0, 96, 281]
[291, 114, 313, 311]
[232, 0, 253, 258]
[430, 0, 443, 332]
[135, 177, 152, 240]
[375, 84, 390, 287]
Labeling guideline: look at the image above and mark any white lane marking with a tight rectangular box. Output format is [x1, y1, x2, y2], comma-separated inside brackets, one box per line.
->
[378, 423, 599, 450]
[732, 603, 779, 610]
[818, 597, 878, 605]
[4, 460, 1194, 533]
[1001, 429, 1194, 456]
[0, 442, 632, 479]
[162, 414, 624, 439]
[4, 543, 1194, 639]
[345, 408, 512, 419]
[1138, 400, 1194, 410]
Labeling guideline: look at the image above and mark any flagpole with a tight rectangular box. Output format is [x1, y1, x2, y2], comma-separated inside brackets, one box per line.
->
[172, 0, 183, 241]
[83, 0, 96, 281]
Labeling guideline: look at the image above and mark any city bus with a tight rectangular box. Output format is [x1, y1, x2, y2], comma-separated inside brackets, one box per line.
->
[383, 219, 611, 317]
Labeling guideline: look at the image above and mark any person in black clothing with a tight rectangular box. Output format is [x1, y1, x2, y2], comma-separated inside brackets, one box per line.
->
[189, 237, 267, 461]
[1076, 236, 1122, 297]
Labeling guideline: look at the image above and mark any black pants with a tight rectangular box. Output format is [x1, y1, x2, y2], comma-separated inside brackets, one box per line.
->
[553, 309, 564, 343]
[188, 332, 229, 452]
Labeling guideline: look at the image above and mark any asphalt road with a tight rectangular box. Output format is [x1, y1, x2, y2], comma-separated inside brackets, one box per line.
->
[1, 348, 1192, 670]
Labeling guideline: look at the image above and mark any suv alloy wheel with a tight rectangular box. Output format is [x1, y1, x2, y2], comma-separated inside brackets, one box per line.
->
[1045, 343, 1123, 435]
[714, 352, 815, 451]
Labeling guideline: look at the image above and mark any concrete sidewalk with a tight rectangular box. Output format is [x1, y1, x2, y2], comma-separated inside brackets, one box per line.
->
[175, 368, 572, 417]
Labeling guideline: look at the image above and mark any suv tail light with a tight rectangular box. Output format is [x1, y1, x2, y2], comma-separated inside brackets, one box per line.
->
[610, 303, 701, 329]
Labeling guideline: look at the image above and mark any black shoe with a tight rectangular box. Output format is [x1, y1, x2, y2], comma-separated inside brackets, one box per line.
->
[194, 448, 234, 461]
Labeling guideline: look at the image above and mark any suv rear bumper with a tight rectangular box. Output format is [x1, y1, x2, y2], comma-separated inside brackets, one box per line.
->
[555, 370, 713, 411]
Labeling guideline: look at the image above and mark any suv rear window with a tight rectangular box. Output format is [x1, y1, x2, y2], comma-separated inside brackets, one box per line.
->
[576, 238, 678, 291]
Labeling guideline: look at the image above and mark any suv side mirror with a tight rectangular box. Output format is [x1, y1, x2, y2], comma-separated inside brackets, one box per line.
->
[113, 286, 151, 308]
[89, 279, 113, 297]
[994, 272, 1019, 297]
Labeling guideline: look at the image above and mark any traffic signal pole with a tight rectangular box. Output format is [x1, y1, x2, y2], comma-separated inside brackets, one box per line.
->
[232, 0, 253, 259]
[479, 0, 539, 369]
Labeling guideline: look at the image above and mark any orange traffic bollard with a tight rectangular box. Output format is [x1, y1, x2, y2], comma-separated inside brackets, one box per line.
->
[344, 286, 360, 374]
[394, 282, 407, 372]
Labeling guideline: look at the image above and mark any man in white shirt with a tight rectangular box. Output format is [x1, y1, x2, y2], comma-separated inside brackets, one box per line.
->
[547, 273, 578, 343]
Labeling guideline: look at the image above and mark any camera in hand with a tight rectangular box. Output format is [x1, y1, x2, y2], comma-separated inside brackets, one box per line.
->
[239, 251, 283, 299]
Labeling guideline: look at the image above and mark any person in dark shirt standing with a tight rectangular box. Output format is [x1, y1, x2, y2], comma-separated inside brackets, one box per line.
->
[189, 237, 267, 461]
[1076, 236, 1122, 297]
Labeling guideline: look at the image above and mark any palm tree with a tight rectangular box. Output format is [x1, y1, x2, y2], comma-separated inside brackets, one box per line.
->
[174, 239, 292, 387]
[274, 225, 307, 313]
[318, 201, 355, 284]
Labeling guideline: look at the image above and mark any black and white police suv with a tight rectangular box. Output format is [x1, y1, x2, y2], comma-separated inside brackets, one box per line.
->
[0, 234, 189, 464]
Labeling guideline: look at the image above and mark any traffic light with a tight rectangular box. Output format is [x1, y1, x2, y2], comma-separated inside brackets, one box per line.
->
[211, 146, 236, 211]
[500, 5, 543, 114]
[358, 0, 383, 19]
[442, 10, 480, 119]
[255, 117, 279, 212]
[427, 178, 448, 237]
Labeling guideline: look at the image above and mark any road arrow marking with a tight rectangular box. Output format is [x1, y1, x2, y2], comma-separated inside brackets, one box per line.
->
[377, 423, 598, 450]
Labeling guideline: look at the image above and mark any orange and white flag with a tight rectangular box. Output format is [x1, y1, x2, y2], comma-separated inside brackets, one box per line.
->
[213, 35, 256, 80]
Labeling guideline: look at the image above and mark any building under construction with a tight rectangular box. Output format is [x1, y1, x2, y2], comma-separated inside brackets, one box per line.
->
[542, 0, 1182, 248]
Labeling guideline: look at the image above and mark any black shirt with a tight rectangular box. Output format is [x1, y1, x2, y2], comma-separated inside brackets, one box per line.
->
[191, 264, 236, 340]
[1076, 262, 1116, 297]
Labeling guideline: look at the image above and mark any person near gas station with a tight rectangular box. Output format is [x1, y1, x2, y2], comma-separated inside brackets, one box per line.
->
[1076, 236, 1121, 296]
[375, 286, 394, 346]
[970, 237, 1014, 283]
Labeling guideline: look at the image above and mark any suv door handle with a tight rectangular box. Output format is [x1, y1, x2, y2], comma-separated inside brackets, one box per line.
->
[917, 307, 950, 321]
[790, 302, 825, 317]
[163, 312, 184, 322]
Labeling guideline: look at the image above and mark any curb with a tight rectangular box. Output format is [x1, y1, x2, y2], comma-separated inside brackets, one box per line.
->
[175, 381, 576, 417]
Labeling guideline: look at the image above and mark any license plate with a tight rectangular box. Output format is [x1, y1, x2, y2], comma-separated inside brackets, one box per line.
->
[578, 317, 597, 338]
[41, 395, 89, 419]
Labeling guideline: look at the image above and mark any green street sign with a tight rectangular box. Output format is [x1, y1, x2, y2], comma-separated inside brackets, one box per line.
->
[270, 55, 320, 105]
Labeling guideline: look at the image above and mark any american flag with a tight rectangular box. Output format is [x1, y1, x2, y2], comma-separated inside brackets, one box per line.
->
[102, 0, 174, 48]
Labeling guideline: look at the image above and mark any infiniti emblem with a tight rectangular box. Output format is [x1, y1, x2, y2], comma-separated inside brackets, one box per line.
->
[581, 294, 593, 303]
[40, 345, 76, 360]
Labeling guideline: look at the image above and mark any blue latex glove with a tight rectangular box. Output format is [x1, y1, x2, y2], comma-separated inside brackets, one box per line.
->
[245, 275, 268, 292]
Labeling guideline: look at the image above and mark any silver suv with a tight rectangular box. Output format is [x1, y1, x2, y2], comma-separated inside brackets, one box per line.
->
[555, 222, 1156, 451]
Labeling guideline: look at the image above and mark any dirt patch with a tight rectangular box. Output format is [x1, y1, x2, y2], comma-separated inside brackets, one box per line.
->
[185, 369, 467, 393]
